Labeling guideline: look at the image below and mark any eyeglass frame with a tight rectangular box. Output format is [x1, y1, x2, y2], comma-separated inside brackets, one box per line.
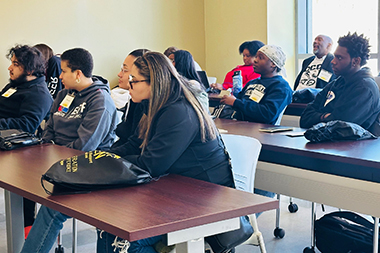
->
[128, 74, 149, 89]
[120, 65, 129, 75]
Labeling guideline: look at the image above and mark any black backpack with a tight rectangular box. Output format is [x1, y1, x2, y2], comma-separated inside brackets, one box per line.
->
[315, 211, 379, 253]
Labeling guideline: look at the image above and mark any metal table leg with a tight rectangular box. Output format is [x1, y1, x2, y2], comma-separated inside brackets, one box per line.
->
[4, 190, 24, 253]
[373, 217, 379, 253]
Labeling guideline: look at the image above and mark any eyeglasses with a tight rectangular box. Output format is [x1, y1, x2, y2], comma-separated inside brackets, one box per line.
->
[120, 65, 129, 75]
[128, 75, 149, 88]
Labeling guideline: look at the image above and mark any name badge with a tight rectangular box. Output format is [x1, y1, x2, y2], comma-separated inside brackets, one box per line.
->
[2, 88, 17, 98]
[58, 93, 75, 113]
[318, 69, 333, 82]
[249, 88, 265, 103]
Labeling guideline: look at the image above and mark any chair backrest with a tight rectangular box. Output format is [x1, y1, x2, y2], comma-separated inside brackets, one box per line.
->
[221, 134, 262, 193]
[275, 106, 287, 126]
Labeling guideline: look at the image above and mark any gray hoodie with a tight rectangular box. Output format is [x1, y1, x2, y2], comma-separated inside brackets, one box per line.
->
[42, 76, 118, 151]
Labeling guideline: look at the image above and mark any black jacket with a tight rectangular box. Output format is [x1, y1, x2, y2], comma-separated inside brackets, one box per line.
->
[300, 68, 380, 133]
[111, 97, 234, 187]
[294, 53, 336, 90]
[0, 76, 53, 133]
[112, 100, 144, 149]
[46, 55, 62, 98]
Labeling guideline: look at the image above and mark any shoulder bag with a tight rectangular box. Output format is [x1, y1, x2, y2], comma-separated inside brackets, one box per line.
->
[0, 129, 41, 150]
[41, 150, 152, 195]
[315, 211, 378, 253]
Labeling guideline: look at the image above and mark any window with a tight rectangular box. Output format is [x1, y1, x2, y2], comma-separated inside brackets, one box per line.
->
[296, 0, 380, 76]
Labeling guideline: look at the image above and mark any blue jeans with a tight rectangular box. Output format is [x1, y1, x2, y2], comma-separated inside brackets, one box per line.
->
[254, 188, 276, 218]
[20, 205, 162, 253]
[97, 230, 162, 253]
[254, 188, 276, 198]
[20, 206, 70, 253]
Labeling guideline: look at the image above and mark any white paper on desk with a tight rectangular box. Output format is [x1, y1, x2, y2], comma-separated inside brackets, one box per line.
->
[280, 131, 305, 137]
[218, 128, 228, 133]
[218, 90, 231, 98]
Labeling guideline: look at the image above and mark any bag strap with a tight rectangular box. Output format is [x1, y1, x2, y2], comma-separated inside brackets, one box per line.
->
[212, 104, 225, 119]
[324, 211, 376, 230]
[41, 176, 53, 195]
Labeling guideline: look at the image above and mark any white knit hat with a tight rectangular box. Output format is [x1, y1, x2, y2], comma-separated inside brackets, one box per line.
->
[258, 45, 286, 69]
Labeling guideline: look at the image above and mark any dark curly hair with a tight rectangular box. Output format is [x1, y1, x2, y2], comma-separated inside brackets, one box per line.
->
[338, 32, 370, 66]
[61, 48, 93, 77]
[239, 40, 265, 56]
[7, 45, 45, 77]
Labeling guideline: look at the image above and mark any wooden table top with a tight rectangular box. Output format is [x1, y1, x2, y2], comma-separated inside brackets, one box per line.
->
[0, 144, 278, 241]
[215, 118, 380, 183]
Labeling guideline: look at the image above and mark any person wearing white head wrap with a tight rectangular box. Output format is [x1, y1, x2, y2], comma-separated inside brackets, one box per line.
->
[220, 44, 292, 124]
[220, 43, 293, 200]
[258, 45, 286, 69]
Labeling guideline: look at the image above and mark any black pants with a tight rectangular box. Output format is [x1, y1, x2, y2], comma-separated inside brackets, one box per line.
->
[23, 198, 35, 227]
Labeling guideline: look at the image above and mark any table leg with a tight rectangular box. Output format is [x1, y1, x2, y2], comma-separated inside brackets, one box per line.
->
[4, 190, 24, 253]
[176, 238, 204, 252]
[166, 217, 240, 253]
[72, 218, 77, 253]
[373, 217, 379, 253]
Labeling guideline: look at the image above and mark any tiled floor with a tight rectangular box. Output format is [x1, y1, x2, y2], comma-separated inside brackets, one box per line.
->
[0, 188, 338, 253]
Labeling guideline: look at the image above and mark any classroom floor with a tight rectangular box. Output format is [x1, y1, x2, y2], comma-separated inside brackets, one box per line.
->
[0, 188, 341, 253]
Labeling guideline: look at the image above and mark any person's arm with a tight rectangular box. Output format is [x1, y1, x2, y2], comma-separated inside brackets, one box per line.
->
[222, 68, 235, 90]
[66, 93, 116, 151]
[0, 86, 53, 133]
[126, 105, 199, 178]
[299, 85, 331, 128]
[323, 81, 377, 125]
[231, 83, 292, 124]
[110, 129, 142, 157]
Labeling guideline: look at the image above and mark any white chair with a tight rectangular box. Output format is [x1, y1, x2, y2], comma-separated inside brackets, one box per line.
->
[221, 134, 267, 253]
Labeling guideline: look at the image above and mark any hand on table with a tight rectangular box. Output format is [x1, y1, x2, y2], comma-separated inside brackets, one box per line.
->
[220, 94, 236, 106]
[210, 83, 223, 90]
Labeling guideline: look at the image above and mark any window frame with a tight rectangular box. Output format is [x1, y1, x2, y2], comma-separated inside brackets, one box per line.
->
[295, 0, 380, 76]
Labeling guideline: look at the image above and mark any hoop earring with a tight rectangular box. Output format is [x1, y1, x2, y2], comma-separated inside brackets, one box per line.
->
[76, 79, 81, 83]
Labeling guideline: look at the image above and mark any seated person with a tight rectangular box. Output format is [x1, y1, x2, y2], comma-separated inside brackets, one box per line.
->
[220, 45, 292, 200]
[210, 40, 264, 91]
[33, 43, 63, 98]
[172, 49, 209, 109]
[2, 45, 53, 234]
[21, 48, 118, 253]
[164, 46, 202, 71]
[294, 35, 336, 91]
[221, 45, 293, 125]
[300, 32, 380, 136]
[42, 48, 118, 150]
[112, 49, 150, 149]
[1, 45, 53, 132]
[21, 51, 234, 253]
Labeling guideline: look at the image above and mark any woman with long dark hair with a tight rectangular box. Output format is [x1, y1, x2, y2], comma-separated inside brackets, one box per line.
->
[172, 49, 208, 109]
[100, 52, 234, 252]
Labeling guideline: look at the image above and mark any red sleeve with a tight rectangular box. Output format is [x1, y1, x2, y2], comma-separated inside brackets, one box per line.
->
[222, 69, 235, 90]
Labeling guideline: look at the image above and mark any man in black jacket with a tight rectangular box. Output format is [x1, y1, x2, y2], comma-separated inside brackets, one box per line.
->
[1, 45, 53, 133]
[1, 44, 53, 236]
[300, 32, 380, 136]
[294, 34, 336, 90]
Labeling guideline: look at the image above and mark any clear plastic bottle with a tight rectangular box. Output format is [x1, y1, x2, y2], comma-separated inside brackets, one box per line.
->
[232, 70, 242, 95]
